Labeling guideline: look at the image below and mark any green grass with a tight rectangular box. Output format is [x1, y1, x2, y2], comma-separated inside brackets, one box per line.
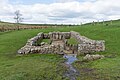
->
[0, 54, 67, 80]
[42, 39, 51, 44]
[0, 19, 120, 80]
[35, 39, 51, 46]
[67, 37, 79, 45]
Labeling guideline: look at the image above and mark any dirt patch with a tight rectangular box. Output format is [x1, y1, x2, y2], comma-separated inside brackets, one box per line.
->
[73, 61, 101, 80]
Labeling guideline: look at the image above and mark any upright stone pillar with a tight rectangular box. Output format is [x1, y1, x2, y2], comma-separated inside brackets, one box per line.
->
[59, 34, 61, 40]
[53, 33, 56, 40]
[56, 33, 58, 40]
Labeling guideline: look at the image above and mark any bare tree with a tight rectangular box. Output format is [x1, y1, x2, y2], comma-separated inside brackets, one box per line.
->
[14, 10, 23, 30]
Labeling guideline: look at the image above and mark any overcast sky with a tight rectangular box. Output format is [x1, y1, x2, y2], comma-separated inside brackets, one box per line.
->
[0, 0, 120, 24]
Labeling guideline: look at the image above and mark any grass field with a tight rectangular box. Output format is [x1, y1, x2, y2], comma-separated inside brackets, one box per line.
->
[0, 20, 120, 80]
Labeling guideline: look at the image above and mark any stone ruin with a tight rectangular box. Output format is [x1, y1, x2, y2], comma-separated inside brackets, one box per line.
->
[18, 31, 105, 55]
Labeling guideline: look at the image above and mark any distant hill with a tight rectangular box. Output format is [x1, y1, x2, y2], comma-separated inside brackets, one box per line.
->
[84, 19, 120, 27]
[0, 19, 120, 27]
[0, 21, 75, 27]
[0, 19, 120, 31]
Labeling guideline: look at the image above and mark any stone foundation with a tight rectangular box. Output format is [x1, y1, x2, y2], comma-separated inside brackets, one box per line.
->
[18, 31, 105, 54]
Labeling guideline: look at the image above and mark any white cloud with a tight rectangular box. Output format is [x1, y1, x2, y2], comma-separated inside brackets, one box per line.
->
[0, 0, 120, 24]
[55, 0, 77, 3]
[108, 15, 120, 20]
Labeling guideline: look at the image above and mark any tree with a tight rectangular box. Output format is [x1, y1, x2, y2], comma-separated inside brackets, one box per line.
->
[14, 10, 23, 30]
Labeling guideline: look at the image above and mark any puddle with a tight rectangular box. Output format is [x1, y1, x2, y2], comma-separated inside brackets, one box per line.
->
[63, 54, 77, 64]
[63, 54, 79, 80]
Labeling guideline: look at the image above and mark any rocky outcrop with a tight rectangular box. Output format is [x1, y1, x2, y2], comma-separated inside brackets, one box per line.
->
[83, 54, 104, 61]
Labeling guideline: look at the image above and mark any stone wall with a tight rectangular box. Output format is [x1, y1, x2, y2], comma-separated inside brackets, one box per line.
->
[0, 26, 60, 32]
[18, 32, 43, 54]
[49, 32, 70, 40]
[70, 31, 105, 54]
[18, 32, 65, 54]
[30, 45, 52, 54]
[18, 43, 65, 54]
